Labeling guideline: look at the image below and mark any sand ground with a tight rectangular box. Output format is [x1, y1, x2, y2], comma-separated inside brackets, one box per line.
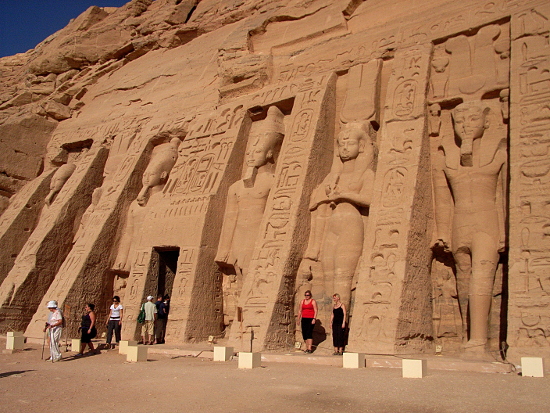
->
[1, 339, 548, 413]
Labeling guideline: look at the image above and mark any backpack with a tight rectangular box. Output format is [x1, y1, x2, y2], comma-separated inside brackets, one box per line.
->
[137, 304, 146, 324]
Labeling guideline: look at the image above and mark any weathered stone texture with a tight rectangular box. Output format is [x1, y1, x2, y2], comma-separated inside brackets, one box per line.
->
[0, 0, 549, 365]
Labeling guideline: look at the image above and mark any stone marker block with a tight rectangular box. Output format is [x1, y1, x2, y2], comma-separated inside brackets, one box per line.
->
[119, 340, 138, 355]
[343, 352, 365, 368]
[521, 357, 544, 378]
[214, 346, 234, 361]
[402, 359, 428, 378]
[126, 345, 148, 362]
[6, 332, 25, 350]
[71, 339, 81, 352]
[238, 352, 261, 369]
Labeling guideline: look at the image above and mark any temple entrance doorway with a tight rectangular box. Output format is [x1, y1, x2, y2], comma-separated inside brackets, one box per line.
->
[149, 247, 179, 299]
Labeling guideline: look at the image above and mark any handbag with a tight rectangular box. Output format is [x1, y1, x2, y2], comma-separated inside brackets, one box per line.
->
[137, 304, 146, 324]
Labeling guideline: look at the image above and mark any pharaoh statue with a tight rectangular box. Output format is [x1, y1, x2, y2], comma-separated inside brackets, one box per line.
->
[215, 105, 285, 326]
[303, 122, 376, 310]
[433, 100, 507, 353]
[113, 138, 180, 273]
[44, 162, 77, 206]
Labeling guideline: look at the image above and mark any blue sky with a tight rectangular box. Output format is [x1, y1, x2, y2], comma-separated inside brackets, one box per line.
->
[0, 0, 130, 58]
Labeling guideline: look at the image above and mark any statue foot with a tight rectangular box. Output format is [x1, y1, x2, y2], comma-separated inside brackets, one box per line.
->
[461, 340, 494, 361]
[463, 339, 487, 350]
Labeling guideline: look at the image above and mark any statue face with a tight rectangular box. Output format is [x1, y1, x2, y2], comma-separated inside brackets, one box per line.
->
[246, 134, 273, 168]
[337, 129, 364, 162]
[142, 168, 164, 188]
[453, 106, 488, 142]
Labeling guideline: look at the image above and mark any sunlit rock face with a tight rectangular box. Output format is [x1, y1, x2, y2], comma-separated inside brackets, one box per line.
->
[0, 0, 549, 364]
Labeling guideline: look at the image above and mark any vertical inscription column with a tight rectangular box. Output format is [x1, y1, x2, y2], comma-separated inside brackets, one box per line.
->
[348, 44, 433, 354]
[507, 5, 550, 358]
[229, 75, 337, 351]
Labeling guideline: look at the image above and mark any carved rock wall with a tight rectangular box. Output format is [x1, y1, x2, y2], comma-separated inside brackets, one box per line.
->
[0, 0, 548, 363]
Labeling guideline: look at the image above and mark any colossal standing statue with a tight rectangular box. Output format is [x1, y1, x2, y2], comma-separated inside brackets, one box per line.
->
[113, 138, 180, 272]
[433, 101, 507, 352]
[304, 122, 376, 310]
[215, 105, 285, 326]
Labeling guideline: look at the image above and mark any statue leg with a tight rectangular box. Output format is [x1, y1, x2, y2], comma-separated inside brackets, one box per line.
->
[466, 232, 498, 349]
[453, 248, 471, 343]
[304, 203, 330, 261]
[333, 229, 363, 310]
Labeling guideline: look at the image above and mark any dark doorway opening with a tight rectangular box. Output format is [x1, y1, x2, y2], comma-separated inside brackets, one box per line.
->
[154, 248, 179, 299]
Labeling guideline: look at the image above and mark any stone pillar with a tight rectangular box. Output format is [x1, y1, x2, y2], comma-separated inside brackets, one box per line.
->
[0, 146, 108, 334]
[348, 44, 433, 354]
[229, 74, 337, 351]
[0, 169, 55, 285]
[507, 4, 550, 361]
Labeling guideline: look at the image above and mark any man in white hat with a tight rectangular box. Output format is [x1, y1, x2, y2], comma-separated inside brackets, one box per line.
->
[43, 300, 64, 362]
[141, 296, 157, 345]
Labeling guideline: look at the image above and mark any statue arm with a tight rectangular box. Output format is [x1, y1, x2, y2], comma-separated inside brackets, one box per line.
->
[328, 169, 375, 207]
[215, 183, 239, 264]
[308, 179, 334, 211]
[433, 149, 453, 250]
[497, 147, 508, 252]
[113, 206, 135, 272]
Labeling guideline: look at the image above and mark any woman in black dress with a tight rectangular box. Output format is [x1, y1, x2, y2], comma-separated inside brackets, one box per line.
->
[76, 303, 97, 356]
[331, 293, 347, 355]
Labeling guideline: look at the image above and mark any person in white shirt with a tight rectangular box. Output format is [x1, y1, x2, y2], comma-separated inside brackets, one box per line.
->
[106, 296, 124, 349]
[43, 300, 63, 362]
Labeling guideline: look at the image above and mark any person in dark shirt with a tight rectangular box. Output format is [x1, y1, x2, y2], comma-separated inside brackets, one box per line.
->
[154, 295, 167, 344]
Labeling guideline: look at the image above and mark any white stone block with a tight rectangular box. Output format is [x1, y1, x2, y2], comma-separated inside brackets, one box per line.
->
[402, 359, 428, 378]
[71, 339, 81, 352]
[521, 357, 544, 378]
[6, 333, 25, 350]
[342, 352, 365, 368]
[119, 340, 138, 355]
[238, 352, 261, 369]
[126, 345, 148, 362]
[214, 346, 234, 361]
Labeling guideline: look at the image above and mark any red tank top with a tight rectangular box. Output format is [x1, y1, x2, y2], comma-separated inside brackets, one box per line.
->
[301, 299, 315, 318]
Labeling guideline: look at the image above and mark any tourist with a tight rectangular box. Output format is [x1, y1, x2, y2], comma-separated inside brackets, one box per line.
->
[43, 300, 63, 362]
[297, 290, 317, 353]
[154, 295, 167, 344]
[141, 295, 157, 345]
[77, 303, 97, 356]
[106, 295, 123, 349]
[331, 294, 346, 355]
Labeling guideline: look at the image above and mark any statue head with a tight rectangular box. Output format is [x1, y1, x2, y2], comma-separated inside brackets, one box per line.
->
[452, 101, 490, 143]
[136, 138, 180, 206]
[452, 102, 490, 167]
[336, 122, 370, 162]
[245, 106, 285, 169]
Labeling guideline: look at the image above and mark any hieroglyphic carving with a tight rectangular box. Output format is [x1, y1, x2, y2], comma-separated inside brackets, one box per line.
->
[349, 44, 432, 354]
[508, 5, 550, 353]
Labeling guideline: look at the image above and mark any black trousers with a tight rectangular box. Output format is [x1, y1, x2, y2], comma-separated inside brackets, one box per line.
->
[106, 319, 121, 344]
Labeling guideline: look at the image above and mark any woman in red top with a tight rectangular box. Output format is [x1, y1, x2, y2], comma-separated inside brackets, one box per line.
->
[297, 290, 318, 353]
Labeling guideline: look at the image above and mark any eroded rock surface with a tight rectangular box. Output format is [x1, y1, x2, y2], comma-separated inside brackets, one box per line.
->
[1, 0, 549, 364]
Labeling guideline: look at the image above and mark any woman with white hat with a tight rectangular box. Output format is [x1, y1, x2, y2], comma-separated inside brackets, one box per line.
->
[43, 300, 63, 362]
